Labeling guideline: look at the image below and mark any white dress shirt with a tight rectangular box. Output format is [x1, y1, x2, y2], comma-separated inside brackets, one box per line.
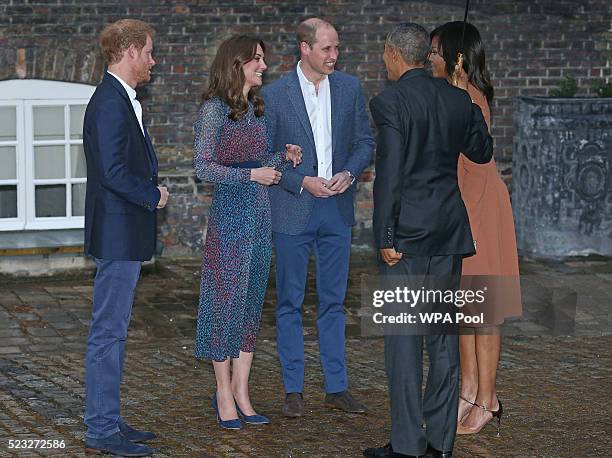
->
[296, 61, 333, 180]
[107, 71, 145, 135]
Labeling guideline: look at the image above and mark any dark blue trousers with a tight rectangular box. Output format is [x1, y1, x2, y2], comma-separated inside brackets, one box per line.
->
[273, 197, 351, 394]
[85, 258, 141, 439]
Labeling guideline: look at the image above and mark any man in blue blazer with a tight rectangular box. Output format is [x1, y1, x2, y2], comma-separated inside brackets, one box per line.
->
[262, 18, 375, 417]
[82, 19, 168, 457]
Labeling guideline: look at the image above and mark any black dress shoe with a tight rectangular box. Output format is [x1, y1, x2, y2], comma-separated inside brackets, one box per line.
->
[426, 444, 452, 457]
[429, 452, 452, 458]
[364, 442, 424, 457]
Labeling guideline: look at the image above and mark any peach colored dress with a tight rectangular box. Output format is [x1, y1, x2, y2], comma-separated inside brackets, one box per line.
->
[458, 84, 522, 324]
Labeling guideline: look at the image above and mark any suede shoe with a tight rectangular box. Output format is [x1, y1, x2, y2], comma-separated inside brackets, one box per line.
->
[212, 394, 242, 430]
[364, 442, 424, 457]
[85, 431, 153, 456]
[282, 392, 304, 417]
[235, 401, 270, 425]
[118, 420, 156, 443]
[325, 390, 367, 413]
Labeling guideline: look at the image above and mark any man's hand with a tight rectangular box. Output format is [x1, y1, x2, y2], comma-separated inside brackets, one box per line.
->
[380, 248, 402, 267]
[302, 176, 337, 197]
[157, 186, 169, 209]
[251, 167, 282, 186]
[327, 171, 353, 193]
[285, 143, 302, 167]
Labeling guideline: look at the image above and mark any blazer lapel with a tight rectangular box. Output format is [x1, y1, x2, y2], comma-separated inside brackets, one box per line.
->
[105, 73, 144, 137]
[104, 73, 155, 172]
[285, 71, 316, 151]
[329, 73, 342, 157]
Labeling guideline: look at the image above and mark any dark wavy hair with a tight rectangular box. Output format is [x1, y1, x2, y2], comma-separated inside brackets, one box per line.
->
[203, 35, 265, 120]
[430, 21, 494, 104]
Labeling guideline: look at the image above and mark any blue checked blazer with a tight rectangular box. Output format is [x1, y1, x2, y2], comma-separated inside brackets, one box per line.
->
[261, 68, 374, 235]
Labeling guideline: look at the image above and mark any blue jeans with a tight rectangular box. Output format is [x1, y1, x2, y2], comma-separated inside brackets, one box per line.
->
[84, 258, 141, 439]
[273, 197, 351, 394]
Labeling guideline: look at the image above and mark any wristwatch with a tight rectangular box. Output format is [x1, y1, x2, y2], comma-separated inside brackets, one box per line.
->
[343, 169, 356, 184]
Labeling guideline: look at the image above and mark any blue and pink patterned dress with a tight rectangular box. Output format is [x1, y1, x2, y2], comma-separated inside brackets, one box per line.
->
[194, 96, 286, 361]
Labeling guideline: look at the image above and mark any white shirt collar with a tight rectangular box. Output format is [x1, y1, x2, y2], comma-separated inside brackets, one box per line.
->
[107, 70, 137, 101]
[296, 61, 327, 88]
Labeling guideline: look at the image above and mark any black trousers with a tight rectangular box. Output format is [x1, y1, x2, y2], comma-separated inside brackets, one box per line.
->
[381, 254, 462, 455]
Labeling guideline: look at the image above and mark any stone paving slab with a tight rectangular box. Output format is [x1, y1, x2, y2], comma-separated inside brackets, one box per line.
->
[0, 254, 610, 457]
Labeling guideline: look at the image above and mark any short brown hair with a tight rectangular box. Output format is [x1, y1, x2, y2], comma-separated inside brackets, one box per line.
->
[100, 19, 155, 65]
[296, 18, 334, 48]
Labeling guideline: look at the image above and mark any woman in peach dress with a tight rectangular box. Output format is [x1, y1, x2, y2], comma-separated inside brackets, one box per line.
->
[430, 21, 522, 436]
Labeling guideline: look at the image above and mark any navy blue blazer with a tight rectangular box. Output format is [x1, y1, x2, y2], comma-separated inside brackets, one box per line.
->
[83, 73, 161, 261]
[262, 69, 375, 235]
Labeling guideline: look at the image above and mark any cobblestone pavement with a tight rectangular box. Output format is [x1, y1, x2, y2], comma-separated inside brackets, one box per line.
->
[0, 254, 610, 457]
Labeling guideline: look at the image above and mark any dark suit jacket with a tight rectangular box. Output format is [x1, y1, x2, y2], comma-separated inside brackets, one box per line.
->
[262, 69, 374, 235]
[371, 68, 493, 256]
[83, 72, 161, 261]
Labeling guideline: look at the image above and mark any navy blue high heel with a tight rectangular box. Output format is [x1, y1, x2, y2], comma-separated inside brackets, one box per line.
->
[235, 400, 270, 425]
[211, 394, 242, 430]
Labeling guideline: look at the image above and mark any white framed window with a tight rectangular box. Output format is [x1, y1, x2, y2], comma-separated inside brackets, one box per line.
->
[0, 80, 95, 231]
[0, 102, 25, 230]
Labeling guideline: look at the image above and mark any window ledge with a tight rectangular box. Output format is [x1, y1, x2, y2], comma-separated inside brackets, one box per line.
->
[0, 229, 83, 256]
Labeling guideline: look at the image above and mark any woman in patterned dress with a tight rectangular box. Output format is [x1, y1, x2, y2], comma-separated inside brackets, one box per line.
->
[193, 35, 301, 429]
[430, 22, 522, 435]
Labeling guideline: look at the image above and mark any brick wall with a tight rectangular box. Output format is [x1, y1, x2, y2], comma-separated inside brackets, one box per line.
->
[1, 0, 610, 255]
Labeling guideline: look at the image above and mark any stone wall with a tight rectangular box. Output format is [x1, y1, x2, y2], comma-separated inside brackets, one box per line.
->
[1, 0, 610, 255]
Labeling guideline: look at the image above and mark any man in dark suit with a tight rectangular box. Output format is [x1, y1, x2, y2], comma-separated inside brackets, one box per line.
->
[364, 23, 493, 457]
[262, 18, 374, 417]
[82, 19, 168, 457]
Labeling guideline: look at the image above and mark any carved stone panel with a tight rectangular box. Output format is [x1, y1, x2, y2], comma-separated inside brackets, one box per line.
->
[513, 97, 612, 258]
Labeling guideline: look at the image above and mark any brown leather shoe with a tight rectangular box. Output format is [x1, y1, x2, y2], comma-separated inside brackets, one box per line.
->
[324, 390, 367, 413]
[282, 392, 304, 417]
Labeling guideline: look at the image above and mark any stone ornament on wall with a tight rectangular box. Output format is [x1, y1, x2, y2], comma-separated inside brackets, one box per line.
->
[513, 97, 612, 258]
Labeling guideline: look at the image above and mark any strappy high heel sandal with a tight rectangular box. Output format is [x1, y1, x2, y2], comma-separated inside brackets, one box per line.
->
[458, 395, 476, 423]
[457, 397, 503, 436]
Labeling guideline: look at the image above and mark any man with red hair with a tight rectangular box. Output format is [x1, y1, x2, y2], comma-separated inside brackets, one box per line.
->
[83, 19, 168, 457]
